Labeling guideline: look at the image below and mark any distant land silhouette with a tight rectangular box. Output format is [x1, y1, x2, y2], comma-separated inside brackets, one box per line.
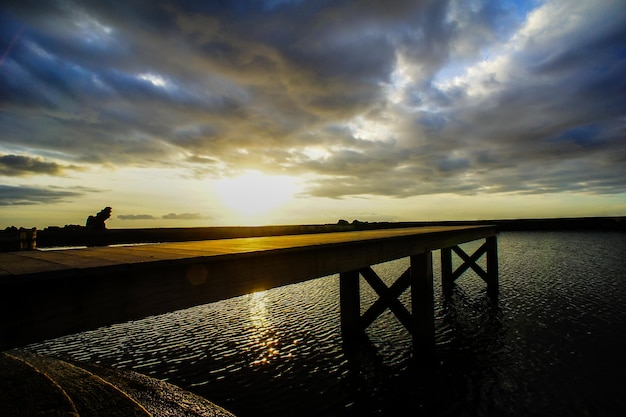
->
[30, 216, 625, 249]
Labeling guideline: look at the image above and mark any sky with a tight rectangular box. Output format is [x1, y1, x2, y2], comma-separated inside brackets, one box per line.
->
[1, 0, 625, 229]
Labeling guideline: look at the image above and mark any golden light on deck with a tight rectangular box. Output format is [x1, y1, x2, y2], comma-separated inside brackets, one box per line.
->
[215, 170, 296, 217]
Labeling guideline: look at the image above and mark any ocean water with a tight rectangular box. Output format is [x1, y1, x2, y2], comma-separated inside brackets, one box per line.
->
[28, 231, 626, 416]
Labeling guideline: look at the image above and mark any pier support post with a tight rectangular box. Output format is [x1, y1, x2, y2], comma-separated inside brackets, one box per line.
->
[486, 235, 499, 295]
[340, 270, 361, 340]
[411, 252, 435, 356]
[441, 247, 453, 296]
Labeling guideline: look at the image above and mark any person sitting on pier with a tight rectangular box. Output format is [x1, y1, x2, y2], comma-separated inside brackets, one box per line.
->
[86, 207, 112, 231]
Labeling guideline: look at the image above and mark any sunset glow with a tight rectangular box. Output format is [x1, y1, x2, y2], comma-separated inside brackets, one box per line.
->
[215, 171, 297, 219]
[0, 0, 624, 229]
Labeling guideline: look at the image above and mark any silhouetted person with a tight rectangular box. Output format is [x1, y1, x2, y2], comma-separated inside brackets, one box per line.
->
[86, 207, 112, 231]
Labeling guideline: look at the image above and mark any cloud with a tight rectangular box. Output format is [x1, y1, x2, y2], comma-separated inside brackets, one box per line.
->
[162, 212, 205, 220]
[118, 213, 209, 220]
[1, 0, 624, 201]
[0, 184, 85, 205]
[117, 214, 156, 220]
[0, 154, 83, 176]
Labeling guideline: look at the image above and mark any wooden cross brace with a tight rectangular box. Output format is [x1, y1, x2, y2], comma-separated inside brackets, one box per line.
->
[441, 235, 498, 295]
[359, 266, 413, 332]
[338, 235, 498, 355]
[339, 252, 435, 354]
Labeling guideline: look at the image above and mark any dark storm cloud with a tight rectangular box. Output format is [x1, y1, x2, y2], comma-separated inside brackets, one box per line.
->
[0, 0, 624, 198]
[0, 154, 83, 176]
[0, 184, 86, 205]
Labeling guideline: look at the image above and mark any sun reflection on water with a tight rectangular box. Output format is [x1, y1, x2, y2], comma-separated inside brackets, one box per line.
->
[248, 291, 284, 366]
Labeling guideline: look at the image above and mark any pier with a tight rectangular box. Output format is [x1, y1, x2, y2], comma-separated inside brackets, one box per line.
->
[0, 225, 497, 352]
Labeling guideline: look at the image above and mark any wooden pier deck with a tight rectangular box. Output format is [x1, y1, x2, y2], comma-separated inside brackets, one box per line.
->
[0, 225, 497, 351]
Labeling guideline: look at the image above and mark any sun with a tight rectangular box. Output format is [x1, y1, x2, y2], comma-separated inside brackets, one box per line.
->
[214, 170, 297, 218]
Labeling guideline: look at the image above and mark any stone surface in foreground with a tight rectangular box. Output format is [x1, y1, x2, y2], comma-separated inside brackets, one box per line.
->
[0, 349, 235, 417]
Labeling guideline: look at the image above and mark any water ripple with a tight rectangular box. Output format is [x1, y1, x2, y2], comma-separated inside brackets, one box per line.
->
[28, 231, 626, 417]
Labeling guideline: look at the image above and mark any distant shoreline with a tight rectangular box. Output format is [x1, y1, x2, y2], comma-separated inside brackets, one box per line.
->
[33, 216, 626, 248]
